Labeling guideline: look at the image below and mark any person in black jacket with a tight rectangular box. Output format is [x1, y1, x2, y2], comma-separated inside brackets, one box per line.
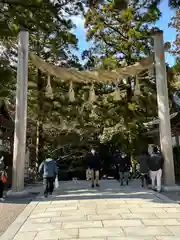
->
[119, 153, 131, 186]
[137, 150, 150, 188]
[87, 148, 101, 188]
[148, 146, 164, 192]
[113, 150, 121, 181]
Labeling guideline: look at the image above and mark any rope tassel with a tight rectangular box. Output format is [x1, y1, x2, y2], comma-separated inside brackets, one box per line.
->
[68, 81, 75, 102]
[134, 75, 141, 96]
[46, 75, 53, 99]
[89, 84, 96, 103]
[113, 82, 121, 101]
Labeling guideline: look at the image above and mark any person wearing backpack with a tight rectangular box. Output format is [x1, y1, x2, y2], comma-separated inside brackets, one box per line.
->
[38, 157, 58, 198]
[0, 156, 7, 201]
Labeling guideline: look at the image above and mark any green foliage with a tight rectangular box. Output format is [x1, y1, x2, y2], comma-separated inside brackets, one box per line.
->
[85, 0, 161, 67]
[82, 0, 163, 152]
[168, 0, 180, 8]
[0, 0, 178, 168]
[86, 0, 128, 9]
[0, 0, 87, 164]
[0, 55, 16, 99]
[169, 9, 180, 57]
[173, 59, 180, 74]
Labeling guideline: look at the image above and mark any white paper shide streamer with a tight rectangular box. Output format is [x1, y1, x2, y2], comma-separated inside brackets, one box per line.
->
[55, 175, 59, 188]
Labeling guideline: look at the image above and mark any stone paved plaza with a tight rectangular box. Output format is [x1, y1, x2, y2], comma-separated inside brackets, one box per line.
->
[1, 180, 180, 240]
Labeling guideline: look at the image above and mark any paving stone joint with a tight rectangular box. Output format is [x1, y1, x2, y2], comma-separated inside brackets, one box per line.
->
[1, 180, 180, 240]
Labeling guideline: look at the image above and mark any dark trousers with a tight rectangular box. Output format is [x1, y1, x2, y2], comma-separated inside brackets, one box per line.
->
[0, 180, 4, 198]
[119, 171, 129, 184]
[141, 173, 149, 186]
[115, 164, 120, 180]
[43, 177, 55, 196]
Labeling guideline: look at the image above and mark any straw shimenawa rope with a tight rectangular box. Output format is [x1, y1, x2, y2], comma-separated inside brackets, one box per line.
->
[30, 53, 154, 83]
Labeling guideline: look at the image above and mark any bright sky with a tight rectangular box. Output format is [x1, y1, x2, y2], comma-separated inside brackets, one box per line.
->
[72, 0, 176, 66]
[156, 0, 176, 66]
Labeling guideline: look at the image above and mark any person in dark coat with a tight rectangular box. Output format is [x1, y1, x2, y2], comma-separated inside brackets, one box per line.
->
[113, 150, 121, 181]
[87, 148, 101, 188]
[119, 153, 131, 186]
[148, 146, 164, 192]
[39, 157, 58, 197]
[137, 150, 150, 187]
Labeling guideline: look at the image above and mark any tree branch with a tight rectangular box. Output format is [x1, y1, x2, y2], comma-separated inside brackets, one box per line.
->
[99, 34, 128, 58]
[103, 20, 128, 41]
[0, 0, 43, 8]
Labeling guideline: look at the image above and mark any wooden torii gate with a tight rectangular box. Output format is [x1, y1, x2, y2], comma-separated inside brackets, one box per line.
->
[12, 29, 175, 192]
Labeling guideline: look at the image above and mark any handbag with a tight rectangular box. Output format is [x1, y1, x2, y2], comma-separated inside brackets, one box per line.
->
[1, 175, 7, 183]
[1, 171, 7, 183]
[54, 175, 59, 189]
[86, 168, 91, 180]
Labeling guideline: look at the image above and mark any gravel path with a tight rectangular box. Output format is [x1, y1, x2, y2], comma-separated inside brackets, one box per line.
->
[0, 183, 41, 236]
[0, 188, 41, 237]
[0, 199, 29, 236]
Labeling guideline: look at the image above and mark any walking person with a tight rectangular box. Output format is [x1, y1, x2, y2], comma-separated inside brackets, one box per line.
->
[113, 150, 121, 181]
[148, 146, 164, 192]
[137, 150, 150, 187]
[39, 156, 58, 198]
[88, 148, 101, 188]
[119, 153, 131, 186]
[0, 156, 7, 201]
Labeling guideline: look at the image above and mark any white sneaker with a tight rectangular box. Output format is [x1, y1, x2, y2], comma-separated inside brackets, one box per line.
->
[0, 198, 4, 201]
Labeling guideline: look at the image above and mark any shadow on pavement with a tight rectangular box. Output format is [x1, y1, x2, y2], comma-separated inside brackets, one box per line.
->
[2, 183, 42, 204]
[3, 192, 39, 204]
[2, 180, 179, 205]
[35, 180, 176, 205]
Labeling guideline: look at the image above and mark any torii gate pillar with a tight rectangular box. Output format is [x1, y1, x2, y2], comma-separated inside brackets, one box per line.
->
[12, 27, 29, 192]
[153, 30, 175, 186]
